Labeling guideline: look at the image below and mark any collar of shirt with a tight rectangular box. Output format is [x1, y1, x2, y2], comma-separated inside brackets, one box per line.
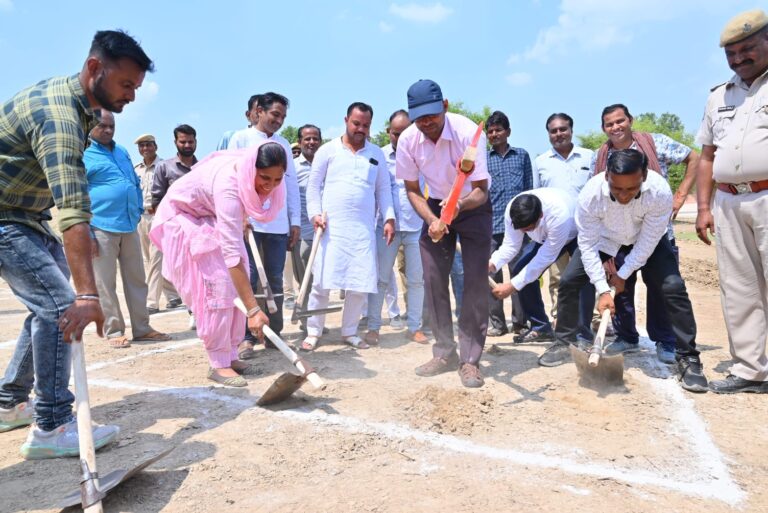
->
[173, 154, 197, 171]
[383, 143, 395, 159]
[490, 144, 517, 158]
[728, 67, 768, 91]
[66, 74, 96, 121]
[135, 156, 160, 170]
[547, 146, 586, 162]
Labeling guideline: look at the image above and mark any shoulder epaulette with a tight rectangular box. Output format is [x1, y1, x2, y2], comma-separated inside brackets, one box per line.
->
[710, 82, 728, 92]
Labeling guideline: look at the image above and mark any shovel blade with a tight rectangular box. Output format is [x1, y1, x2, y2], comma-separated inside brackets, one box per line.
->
[291, 306, 343, 321]
[257, 372, 307, 406]
[571, 345, 624, 386]
[60, 447, 174, 508]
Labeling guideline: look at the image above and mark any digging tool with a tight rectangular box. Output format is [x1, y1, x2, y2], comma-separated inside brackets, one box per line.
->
[291, 212, 342, 323]
[431, 121, 485, 242]
[60, 340, 172, 510]
[571, 292, 624, 386]
[247, 233, 277, 314]
[234, 298, 326, 405]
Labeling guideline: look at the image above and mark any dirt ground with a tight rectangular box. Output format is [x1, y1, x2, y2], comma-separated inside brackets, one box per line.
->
[0, 221, 767, 513]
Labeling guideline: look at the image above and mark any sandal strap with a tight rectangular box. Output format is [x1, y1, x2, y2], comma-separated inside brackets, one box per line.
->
[343, 335, 367, 348]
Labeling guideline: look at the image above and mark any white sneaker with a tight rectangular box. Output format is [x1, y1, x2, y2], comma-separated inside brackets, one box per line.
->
[188, 313, 197, 331]
[20, 419, 119, 460]
[389, 315, 405, 330]
[0, 400, 34, 432]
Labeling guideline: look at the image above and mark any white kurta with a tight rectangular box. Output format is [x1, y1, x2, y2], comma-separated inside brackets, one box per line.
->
[306, 137, 395, 293]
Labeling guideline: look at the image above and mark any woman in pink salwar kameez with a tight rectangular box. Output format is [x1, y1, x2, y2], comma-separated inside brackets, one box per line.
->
[150, 141, 287, 387]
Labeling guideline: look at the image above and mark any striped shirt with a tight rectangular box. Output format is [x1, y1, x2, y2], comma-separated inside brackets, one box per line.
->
[0, 74, 96, 235]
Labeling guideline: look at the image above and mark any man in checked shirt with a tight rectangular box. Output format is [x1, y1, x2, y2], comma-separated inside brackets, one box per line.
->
[0, 30, 154, 458]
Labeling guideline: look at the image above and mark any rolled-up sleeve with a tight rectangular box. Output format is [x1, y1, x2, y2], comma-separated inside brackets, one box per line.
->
[212, 177, 247, 268]
[30, 118, 91, 232]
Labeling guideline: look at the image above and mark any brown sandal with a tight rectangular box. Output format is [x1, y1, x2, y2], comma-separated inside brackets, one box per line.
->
[132, 330, 171, 342]
[108, 336, 131, 349]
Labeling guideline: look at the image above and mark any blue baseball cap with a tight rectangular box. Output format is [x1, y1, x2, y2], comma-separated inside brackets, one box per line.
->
[407, 79, 444, 120]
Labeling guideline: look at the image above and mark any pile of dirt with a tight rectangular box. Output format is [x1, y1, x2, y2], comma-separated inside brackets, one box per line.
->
[400, 385, 494, 435]
[679, 258, 720, 289]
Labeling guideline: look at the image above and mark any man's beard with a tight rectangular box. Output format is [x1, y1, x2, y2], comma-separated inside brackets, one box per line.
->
[92, 72, 124, 113]
[177, 147, 195, 158]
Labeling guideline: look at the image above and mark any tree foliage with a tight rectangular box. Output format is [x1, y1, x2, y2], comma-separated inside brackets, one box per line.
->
[577, 112, 697, 192]
[279, 125, 299, 144]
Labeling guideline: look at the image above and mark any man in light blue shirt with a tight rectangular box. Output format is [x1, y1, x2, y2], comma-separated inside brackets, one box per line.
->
[365, 110, 428, 345]
[85, 111, 168, 348]
[532, 113, 595, 330]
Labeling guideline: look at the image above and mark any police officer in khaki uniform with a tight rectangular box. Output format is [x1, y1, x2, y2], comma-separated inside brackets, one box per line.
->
[696, 9, 768, 394]
[134, 133, 182, 314]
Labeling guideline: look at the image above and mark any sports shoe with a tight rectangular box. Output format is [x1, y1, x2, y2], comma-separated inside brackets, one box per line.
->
[487, 326, 508, 337]
[604, 338, 640, 356]
[389, 315, 405, 329]
[655, 343, 676, 364]
[538, 341, 572, 367]
[458, 363, 484, 388]
[415, 355, 460, 377]
[677, 356, 708, 393]
[514, 328, 555, 344]
[0, 400, 34, 433]
[20, 419, 119, 460]
[188, 313, 197, 331]
[709, 374, 768, 394]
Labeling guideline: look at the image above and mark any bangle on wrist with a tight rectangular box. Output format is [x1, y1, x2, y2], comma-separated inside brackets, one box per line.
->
[76, 294, 100, 301]
[246, 305, 261, 318]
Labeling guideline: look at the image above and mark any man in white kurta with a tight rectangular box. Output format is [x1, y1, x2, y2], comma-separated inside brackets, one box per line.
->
[303, 103, 395, 350]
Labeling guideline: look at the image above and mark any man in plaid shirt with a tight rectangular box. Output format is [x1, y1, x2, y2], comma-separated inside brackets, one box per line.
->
[0, 30, 154, 459]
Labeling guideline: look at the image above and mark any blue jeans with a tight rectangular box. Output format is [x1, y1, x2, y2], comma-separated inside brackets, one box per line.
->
[245, 231, 288, 339]
[367, 229, 424, 332]
[0, 222, 75, 431]
[451, 246, 464, 317]
[513, 239, 594, 336]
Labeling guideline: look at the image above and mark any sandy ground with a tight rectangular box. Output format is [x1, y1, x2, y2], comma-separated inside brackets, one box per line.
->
[0, 221, 766, 513]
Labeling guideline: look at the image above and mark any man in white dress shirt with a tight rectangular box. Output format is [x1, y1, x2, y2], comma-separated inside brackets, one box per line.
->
[228, 92, 301, 357]
[540, 149, 708, 393]
[489, 187, 590, 343]
[302, 102, 395, 351]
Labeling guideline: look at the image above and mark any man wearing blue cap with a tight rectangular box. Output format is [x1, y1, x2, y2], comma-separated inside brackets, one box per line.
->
[396, 79, 492, 388]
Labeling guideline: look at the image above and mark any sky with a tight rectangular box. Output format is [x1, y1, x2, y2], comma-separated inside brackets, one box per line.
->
[1, 0, 766, 164]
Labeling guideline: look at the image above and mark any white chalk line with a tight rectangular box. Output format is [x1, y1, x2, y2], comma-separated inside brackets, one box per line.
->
[85, 371, 744, 505]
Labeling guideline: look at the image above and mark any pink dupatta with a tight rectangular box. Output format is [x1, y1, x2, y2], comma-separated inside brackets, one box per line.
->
[191, 140, 287, 223]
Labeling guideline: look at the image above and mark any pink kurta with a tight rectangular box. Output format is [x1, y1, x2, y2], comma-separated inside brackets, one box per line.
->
[150, 144, 285, 368]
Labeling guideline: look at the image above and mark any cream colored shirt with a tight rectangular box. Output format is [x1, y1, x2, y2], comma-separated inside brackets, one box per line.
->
[696, 69, 768, 183]
[134, 156, 160, 210]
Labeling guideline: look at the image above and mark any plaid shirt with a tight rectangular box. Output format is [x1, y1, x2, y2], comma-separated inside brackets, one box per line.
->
[488, 145, 533, 234]
[0, 74, 95, 236]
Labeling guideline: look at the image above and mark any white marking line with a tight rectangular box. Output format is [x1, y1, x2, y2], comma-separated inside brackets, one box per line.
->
[85, 339, 200, 372]
[87, 373, 745, 505]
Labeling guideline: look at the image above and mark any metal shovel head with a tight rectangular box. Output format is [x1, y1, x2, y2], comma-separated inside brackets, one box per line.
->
[570, 345, 625, 386]
[257, 372, 308, 406]
[60, 447, 174, 508]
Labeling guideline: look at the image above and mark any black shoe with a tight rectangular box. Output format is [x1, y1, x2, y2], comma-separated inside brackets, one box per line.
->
[166, 298, 184, 309]
[604, 338, 640, 356]
[509, 322, 528, 335]
[677, 356, 708, 393]
[709, 374, 768, 394]
[487, 326, 508, 337]
[147, 307, 160, 315]
[538, 341, 571, 367]
[514, 328, 555, 344]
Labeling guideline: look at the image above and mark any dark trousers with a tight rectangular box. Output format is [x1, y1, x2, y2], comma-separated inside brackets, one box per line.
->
[512, 239, 594, 335]
[555, 237, 699, 358]
[421, 197, 492, 365]
[489, 233, 527, 331]
[244, 231, 288, 339]
[617, 239, 678, 350]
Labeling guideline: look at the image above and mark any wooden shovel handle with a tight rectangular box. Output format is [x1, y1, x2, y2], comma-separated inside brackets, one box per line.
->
[71, 339, 104, 513]
[247, 233, 277, 314]
[589, 291, 615, 367]
[295, 212, 326, 308]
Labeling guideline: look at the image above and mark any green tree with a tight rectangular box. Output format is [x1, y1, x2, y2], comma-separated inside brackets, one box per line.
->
[280, 125, 298, 144]
[577, 112, 697, 192]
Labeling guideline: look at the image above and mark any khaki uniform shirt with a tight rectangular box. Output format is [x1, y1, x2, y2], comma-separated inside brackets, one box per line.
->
[134, 156, 160, 211]
[696, 69, 768, 183]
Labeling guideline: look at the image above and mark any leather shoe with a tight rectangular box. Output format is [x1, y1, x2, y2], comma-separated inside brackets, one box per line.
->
[409, 330, 429, 344]
[709, 374, 767, 394]
[458, 363, 484, 388]
[415, 355, 459, 377]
